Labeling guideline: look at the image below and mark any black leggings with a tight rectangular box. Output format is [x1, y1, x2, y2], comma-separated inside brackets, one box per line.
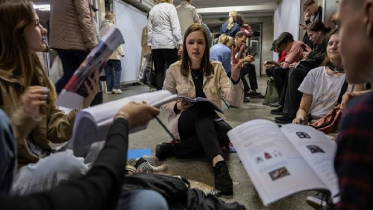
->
[174, 103, 232, 163]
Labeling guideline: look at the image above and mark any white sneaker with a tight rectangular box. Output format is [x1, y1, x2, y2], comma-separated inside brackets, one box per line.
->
[112, 89, 122, 94]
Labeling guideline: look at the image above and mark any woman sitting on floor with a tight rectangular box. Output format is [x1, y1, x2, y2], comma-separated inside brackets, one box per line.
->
[156, 23, 245, 195]
[293, 29, 365, 125]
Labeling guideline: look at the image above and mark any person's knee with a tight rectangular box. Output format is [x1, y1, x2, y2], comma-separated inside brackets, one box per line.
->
[118, 190, 168, 210]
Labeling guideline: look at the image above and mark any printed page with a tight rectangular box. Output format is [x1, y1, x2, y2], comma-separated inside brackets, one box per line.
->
[281, 124, 340, 203]
[70, 90, 177, 152]
[227, 119, 327, 206]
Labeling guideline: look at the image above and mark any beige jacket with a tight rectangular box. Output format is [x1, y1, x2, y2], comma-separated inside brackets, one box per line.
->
[49, 0, 98, 51]
[162, 61, 244, 139]
[100, 20, 125, 60]
[176, 0, 199, 39]
[0, 70, 76, 168]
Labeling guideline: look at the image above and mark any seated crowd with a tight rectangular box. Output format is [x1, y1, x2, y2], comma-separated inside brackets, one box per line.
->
[1, 0, 373, 209]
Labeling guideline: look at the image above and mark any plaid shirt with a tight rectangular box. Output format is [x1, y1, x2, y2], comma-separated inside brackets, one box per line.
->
[335, 91, 373, 209]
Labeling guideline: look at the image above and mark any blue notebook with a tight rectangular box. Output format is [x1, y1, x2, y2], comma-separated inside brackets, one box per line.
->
[127, 148, 152, 159]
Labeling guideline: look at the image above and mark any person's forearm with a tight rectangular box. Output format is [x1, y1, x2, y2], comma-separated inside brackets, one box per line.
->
[296, 109, 308, 121]
[0, 118, 130, 210]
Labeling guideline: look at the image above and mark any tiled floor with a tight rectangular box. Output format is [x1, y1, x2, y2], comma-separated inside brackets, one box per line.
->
[104, 76, 315, 210]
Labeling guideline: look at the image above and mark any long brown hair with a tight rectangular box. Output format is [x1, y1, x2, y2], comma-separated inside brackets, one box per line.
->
[321, 28, 339, 66]
[180, 23, 213, 77]
[0, 0, 56, 105]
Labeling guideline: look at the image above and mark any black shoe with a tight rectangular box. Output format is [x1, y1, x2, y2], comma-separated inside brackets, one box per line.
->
[274, 114, 295, 124]
[213, 161, 233, 195]
[155, 142, 174, 161]
[270, 106, 283, 115]
[245, 91, 261, 97]
[243, 97, 250, 103]
[270, 102, 280, 107]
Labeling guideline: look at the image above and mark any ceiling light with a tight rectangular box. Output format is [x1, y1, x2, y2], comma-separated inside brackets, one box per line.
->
[196, 4, 278, 14]
[33, 4, 50, 11]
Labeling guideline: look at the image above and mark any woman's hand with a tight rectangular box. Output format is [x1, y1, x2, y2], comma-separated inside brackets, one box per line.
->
[20, 86, 50, 119]
[293, 117, 306, 125]
[115, 101, 160, 130]
[178, 45, 183, 55]
[302, 51, 311, 59]
[82, 73, 100, 108]
[176, 100, 193, 111]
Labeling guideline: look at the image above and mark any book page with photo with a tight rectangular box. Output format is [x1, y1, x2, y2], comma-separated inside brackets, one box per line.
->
[280, 124, 339, 203]
[227, 119, 338, 206]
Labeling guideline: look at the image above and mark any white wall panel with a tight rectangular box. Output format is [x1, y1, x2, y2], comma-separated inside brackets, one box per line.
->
[114, 1, 147, 83]
[273, 0, 300, 60]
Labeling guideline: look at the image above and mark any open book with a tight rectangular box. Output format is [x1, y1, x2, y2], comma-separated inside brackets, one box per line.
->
[56, 26, 125, 109]
[69, 90, 177, 157]
[178, 96, 223, 113]
[227, 119, 339, 206]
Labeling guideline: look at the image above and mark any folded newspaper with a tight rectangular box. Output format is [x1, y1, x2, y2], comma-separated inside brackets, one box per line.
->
[70, 90, 177, 156]
[56, 26, 125, 109]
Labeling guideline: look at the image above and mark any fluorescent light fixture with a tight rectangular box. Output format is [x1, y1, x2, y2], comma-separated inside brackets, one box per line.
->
[33, 4, 50, 11]
[196, 4, 278, 14]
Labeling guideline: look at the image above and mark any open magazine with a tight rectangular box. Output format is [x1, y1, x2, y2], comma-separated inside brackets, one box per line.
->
[178, 96, 223, 113]
[56, 26, 125, 109]
[70, 90, 177, 157]
[227, 119, 339, 206]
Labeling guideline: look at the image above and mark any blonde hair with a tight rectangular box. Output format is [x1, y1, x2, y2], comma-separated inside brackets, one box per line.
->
[227, 10, 237, 30]
[156, 0, 173, 4]
[105, 11, 115, 21]
[218, 34, 234, 48]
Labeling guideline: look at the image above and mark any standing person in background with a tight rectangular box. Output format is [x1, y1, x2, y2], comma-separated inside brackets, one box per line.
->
[198, 14, 212, 47]
[100, 12, 125, 94]
[176, 0, 199, 40]
[235, 13, 253, 38]
[299, 0, 323, 48]
[220, 10, 241, 38]
[50, 0, 98, 94]
[148, 0, 182, 90]
[90, 4, 100, 41]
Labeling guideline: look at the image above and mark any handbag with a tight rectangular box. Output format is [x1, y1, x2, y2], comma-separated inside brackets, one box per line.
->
[138, 54, 156, 88]
[263, 77, 279, 105]
[308, 81, 348, 134]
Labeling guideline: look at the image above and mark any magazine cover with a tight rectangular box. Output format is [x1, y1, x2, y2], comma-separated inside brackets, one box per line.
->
[56, 26, 124, 109]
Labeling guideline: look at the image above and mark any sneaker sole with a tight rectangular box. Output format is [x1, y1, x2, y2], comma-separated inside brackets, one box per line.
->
[306, 197, 326, 209]
[215, 184, 233, 195]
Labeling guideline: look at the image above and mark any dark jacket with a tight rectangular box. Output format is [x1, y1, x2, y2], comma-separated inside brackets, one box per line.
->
[308, 38, 327, 65]
[220, 22, 241, 38]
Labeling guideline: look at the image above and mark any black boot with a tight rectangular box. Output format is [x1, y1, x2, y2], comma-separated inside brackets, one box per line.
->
[213, 161, 233, 195]
[155, 142, 174, 161]
[275, 114, 295, 124]
[270, 106, 283, 115]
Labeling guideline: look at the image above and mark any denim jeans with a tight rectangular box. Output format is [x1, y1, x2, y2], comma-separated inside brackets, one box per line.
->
[105, 59, 122, 91]
[55, 49, 89, 94]
[117, 190, 168, 210]
[11, 150, 89, 195]
[0, 109, 17, 193]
